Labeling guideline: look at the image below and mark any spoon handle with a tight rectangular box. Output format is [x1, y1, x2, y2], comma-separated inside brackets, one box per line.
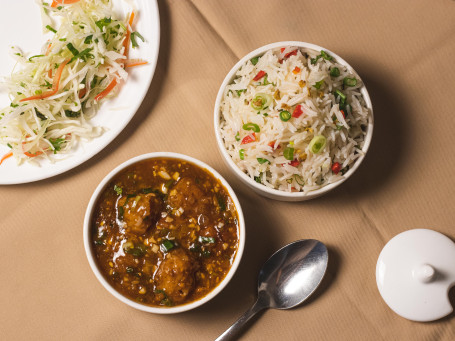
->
[215, 299, 267, 341]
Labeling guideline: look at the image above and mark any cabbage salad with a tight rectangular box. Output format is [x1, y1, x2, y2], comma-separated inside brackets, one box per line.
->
[0, 0, 145, 165]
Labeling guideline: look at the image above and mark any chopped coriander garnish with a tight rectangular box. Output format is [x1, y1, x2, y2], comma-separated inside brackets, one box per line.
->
[114, 184, 122, 195]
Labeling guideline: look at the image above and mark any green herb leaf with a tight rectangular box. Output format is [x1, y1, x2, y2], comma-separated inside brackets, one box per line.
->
[250, 56, 259, 65]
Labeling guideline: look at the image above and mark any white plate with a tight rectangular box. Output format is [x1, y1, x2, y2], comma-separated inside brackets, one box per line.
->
[0, 0, 160, 184]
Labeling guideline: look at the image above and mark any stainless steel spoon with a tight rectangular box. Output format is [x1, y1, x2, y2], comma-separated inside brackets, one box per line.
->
[216, 239, 329, 341]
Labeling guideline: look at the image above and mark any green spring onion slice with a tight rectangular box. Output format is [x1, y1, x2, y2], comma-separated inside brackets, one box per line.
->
[251, 93, 272, 110]
[239, 149, 245, 160]
[330, 67, 340, 77]
[257, 158, 270, 164]
[279, 110, 291, 121]
[242, 123, 260, 132]
[343, 77, 357, 87]
[309, 135, 326, 154]
[283, 147, 294, 160]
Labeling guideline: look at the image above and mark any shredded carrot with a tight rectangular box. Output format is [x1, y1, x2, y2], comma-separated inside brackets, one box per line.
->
[124, 59, 148, 68]
[24, 151, 44, 157]
[48, 69, 52, 78]
[95, 78, 117, 101]
[52, 0, 81, 6]
[20, 59, 70, 102]
[78, 88, 87, 98]
[123, 12, 135, 58]
[45, 43, 52, 56]
[0, 151, 13, 165]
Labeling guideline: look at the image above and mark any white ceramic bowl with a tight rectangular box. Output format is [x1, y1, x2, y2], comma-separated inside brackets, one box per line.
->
[214, 41, 374, 201]
[83, 152, 245, 313]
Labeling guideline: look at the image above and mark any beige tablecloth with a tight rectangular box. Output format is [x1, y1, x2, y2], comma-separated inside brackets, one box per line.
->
[2, 0, 455, 340]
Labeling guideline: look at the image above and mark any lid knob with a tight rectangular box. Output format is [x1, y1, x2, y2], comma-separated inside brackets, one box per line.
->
[413, 264, 435, 283]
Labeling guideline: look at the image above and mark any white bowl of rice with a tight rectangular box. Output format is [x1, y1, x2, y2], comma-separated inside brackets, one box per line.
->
[214, 41, 373, 201]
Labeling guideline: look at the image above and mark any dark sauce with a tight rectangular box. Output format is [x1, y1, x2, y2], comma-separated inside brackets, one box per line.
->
[91, 158, 239, 307]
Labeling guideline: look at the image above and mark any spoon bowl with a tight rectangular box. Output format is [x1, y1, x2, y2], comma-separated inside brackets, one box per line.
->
[216, 239, 328, 340]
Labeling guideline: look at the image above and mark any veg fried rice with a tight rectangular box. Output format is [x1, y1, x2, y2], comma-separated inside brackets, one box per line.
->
[218, 46, 371, 193]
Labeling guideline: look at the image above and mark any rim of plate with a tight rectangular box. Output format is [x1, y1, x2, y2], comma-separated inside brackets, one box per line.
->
[83, 152, 246, 313]
[214, 41, 374, 201]
[0, 0, 160, 185]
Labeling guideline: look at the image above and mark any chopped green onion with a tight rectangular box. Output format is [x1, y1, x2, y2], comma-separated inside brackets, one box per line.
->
[70, 48, 93, 63]
[124, 244, 147, 257]
[239, 149, 245, 160]
[235, 89, 246, 96]
[257, 158, 270, 164]
[114, 185, 122, 195]
[35, 109, 47, 121]
[243, 123, 260, 132]
[330, 67, 340, 77]
[343, 77, 357, 87]
[50, 138, 65, 153]
[10, 103, 18, 108]
[294, 174, 305, 186]
[66, 43, 79, 57]
[35, 90, 42, 95]
[84, 35, 93, 44]
[64, 110, 81, 118]
[59, 38, 67, 42]
[161, 240, 175, 252]
[28, 55, 44, 62]
[335, 89, 346, 102]
[283, 147, 294, 160]
[254, 175, 261, 183]
[250, 56, 259, 65]
[279, 110, 291, 122]
[95, 17, 112, 31]
[309, 135, 327, 154]
[217, 195, 226, 211]
[198, 236, 215, 244]
[45, 25, 57, 33]
[7, 143, 12, 149]
[251, 93, 272, 110]
[320, 50, 332, 60]
[130, 31, 145, 48]
[313, 80, 325, 89]
[235, 132, 240, 141]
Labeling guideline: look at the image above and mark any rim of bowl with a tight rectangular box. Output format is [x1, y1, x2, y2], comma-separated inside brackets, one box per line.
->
[83, 152, 246, 314]
[214, 41, 374, 200]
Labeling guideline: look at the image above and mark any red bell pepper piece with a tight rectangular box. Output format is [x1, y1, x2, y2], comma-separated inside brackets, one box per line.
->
[241, 133, 257, 144]
[253, 71, 266, 81]
[332, 162, 341, 174]
[292, 105, 303, 118]
[289, 160, 300, 167]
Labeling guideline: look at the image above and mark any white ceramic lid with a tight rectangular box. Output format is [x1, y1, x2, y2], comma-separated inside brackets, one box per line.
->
[376, 229, 455, 322]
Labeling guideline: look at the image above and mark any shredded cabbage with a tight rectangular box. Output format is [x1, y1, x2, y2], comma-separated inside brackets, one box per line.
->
[0, 0, 139, 164]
